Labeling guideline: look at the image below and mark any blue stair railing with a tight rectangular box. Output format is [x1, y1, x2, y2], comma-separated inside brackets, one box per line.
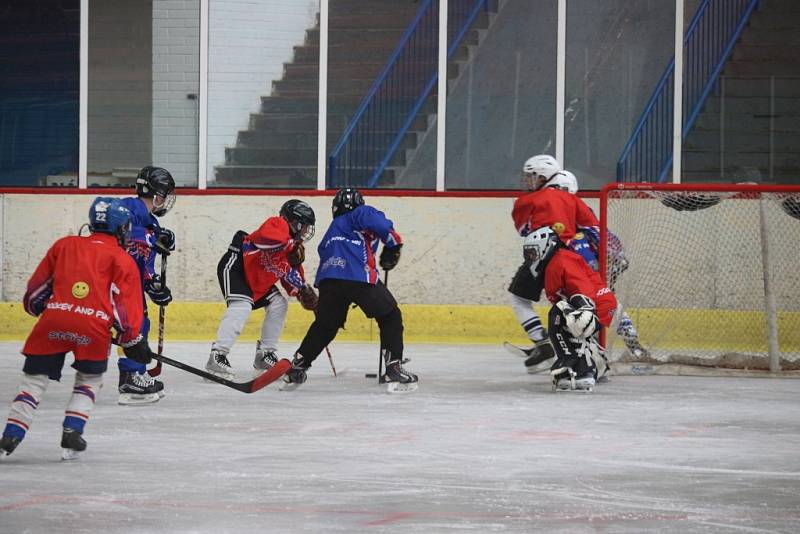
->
[616, 0, 760, 183]
[328, 0, 489, 188]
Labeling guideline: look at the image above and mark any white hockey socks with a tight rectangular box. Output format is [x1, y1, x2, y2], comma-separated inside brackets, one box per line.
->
[510, 294, 547, 342]
[4, 373, 49, 440]
[63, 372, 103, 435]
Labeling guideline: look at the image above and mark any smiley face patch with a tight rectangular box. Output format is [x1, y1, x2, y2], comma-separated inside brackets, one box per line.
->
[72, 281, 90, 299]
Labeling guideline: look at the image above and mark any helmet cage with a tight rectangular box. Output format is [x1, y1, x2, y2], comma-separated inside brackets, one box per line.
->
[522, 226, 561, 275]
[280, 199, 316, 241]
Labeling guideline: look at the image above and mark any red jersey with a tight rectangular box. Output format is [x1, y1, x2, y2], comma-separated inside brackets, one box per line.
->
[22, 233, 144, 361]
[512, 187, 599, 241]
[543, 248, 617, 327]
[243, 217, 306, 301]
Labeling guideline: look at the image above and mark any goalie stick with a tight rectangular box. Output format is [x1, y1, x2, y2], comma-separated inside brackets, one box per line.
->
[152, 353, 291, 393]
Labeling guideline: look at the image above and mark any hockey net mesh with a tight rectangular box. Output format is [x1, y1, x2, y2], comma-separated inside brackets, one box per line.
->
[603, 185, 800, 371]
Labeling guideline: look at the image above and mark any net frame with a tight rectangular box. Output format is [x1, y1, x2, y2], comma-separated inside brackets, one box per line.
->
[599, 182, 800, 373]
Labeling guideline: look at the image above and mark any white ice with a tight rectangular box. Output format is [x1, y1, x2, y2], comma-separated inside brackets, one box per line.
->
[1, 341, 799, 533]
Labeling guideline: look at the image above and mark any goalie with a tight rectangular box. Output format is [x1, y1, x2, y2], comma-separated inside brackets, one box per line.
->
[522, 226, 618, 392]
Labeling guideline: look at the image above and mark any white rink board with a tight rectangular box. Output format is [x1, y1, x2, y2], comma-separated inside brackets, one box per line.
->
[0, 341, 799, 533]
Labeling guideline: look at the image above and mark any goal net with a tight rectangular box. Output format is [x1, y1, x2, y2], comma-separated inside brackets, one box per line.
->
[600, 183, 800, 373]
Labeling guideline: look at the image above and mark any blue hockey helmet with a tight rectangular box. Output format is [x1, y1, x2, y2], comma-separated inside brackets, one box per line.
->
[332, 187, 364, 218]
[88, 197, 133, 246]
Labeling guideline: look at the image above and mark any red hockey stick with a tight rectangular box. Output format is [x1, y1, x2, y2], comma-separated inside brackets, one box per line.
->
[151, 354, 291, 393]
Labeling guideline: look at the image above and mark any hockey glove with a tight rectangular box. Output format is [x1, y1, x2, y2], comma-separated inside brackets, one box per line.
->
[122, 338, 156, 365]
[297, 285, 319, 311]
[154, 227, 175, 256]
[145, 275, 173, 306]
[287, 240, 305, 267]
[379, 244, 402, 271]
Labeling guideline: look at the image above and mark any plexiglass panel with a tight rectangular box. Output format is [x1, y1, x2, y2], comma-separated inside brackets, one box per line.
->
[681, 0, 800, 185]
[208, 0, 319, 188]
[444, 0, 557, 190]
[566, 0, 675, 189]
[327, 0, 436, 189]
[88, 0, 200, 188]
[0, 0, 79, 186]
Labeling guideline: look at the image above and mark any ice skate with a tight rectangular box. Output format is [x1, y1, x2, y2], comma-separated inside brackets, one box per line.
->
[503, 340, 555, 373]
[551, 367, 577, 391]
[0, 434, 22, 459]
[380, 350, 418, 394]
[253, 341, 279, 372]
[118, 371, 164, 405]
[574, 373, 596, 392]
[279, 354, 308, 391]
[205, 349, 234, 381]
[60, 428, 87, 461]
[622, 336, 650, 360]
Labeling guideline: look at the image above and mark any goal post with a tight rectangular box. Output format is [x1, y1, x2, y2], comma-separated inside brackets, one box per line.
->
[599, 183, 800, 373]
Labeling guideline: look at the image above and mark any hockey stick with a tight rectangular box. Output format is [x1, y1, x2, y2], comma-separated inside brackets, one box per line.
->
[377, 270, 388, 382]
[149, 253, 167, 377]
[151, 353, 291, 393]
[325, 346, 337, 377]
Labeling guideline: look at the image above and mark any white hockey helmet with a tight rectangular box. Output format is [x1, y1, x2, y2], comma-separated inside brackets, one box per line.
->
[523, 226, 561, 275]
[546, 170, 579, 194]
[522, 154, 562, 191]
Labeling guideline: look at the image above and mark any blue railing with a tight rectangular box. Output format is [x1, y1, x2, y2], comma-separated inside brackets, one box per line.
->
[328, 0, 488, 188]
[616, 0, 760, 183]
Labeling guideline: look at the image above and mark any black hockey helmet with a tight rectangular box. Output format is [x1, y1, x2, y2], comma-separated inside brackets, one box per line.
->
[280, 199, 316, 241]
[332, 187, 364, 218]
[135, 166, 176, 217]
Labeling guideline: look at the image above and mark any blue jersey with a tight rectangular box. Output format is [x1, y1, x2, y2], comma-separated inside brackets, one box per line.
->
[315, 205, 402, 286]
[120, 197, 161, 282]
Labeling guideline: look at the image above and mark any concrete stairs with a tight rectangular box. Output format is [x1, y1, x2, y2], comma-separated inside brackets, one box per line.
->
[214, 0, 496, 187]
[681, 0, 800, 184]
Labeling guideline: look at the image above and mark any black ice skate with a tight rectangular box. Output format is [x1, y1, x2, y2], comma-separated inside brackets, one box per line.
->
[503, 339, 555, 373]
[61, 428, 87, 461]
[0, 434, 22, 459]
[380, 350, 418, 394]
[118, 371, 164, 406]
[279, 354, 308, 392]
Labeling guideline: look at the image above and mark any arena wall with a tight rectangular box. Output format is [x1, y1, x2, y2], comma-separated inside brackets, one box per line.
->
[0, 192, 558, 344]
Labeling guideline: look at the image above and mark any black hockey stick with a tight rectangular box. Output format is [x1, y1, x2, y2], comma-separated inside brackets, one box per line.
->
[151, 354, 291, 393]
[149, 253, 168, 377]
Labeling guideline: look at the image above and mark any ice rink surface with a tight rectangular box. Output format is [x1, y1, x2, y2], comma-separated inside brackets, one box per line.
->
[0, 341, 799, 533]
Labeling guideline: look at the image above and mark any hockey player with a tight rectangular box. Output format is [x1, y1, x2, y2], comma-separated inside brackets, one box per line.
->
[116, 166, 177, 405]
[0, 198, 158, 460]
[281, 187, 418, 393]
[522, 225, 618, 392]
[548, 171, 648, 361]
[205, 199, 318, 379]
[507, 155, 599, 373]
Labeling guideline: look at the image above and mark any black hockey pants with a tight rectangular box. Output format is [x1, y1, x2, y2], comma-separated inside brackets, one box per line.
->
[297, 278, 403, 367]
